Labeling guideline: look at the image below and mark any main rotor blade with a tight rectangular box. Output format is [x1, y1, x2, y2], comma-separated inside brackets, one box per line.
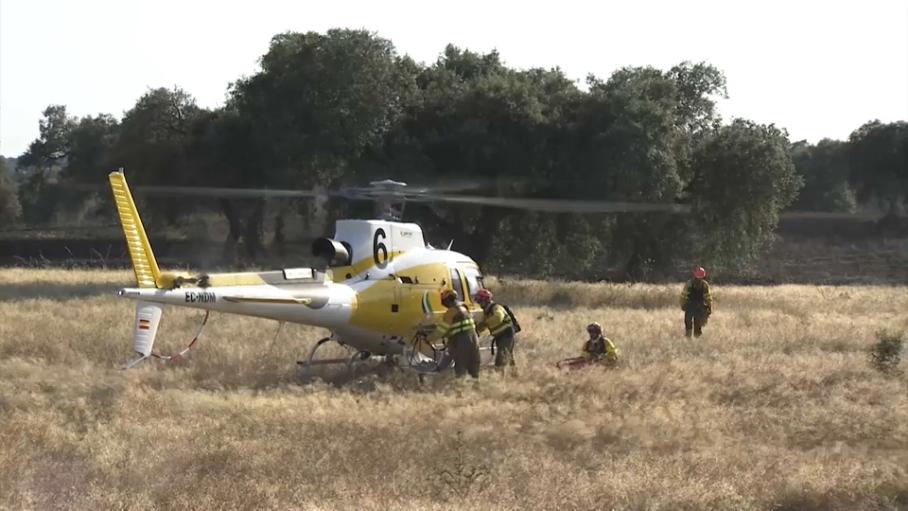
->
[132, 186, 321, 199]
[414, 192, 879, 219]
[779, 210, 879, 220]
[414, 194, 691, 214]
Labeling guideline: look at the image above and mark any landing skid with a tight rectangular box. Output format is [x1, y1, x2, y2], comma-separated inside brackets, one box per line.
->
[296, 336, 352, 378]
[296, 336, 384, 378]
[295, 335, 496, 382]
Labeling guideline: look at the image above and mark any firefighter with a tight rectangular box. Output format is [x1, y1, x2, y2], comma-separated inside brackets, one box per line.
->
[556, 322, 619, 369]
[473, 288, 518, 371]
[580, 322, 619, 366]
[680, 266, 712, 337]
[429, 289, 480, 378]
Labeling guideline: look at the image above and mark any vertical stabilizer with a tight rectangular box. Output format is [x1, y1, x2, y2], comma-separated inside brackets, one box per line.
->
[108, 170, 161, 288]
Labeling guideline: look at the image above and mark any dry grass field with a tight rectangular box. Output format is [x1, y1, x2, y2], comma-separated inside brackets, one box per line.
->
[1, 269, 907, 510]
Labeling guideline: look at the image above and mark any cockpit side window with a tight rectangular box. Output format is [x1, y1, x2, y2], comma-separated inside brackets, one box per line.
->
[450, 268, 466, 301]
[463, 267, 483, 298]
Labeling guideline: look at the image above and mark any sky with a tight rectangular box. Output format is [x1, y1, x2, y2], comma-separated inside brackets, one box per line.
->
[1, 0, 906, 158]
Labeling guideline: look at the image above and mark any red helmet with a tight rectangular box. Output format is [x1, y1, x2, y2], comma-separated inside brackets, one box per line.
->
[440, 289, 458, 304]
[474, 288, 493, 302]
[693, 266, 707, 279]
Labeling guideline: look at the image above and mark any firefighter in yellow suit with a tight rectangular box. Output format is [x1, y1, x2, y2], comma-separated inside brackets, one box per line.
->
[580, 322, 619, 367]
[557, 322, 619, 370]
[680, 266, 712, 337]
[473, 288, 516, 370]
[429, 289, 481, 378]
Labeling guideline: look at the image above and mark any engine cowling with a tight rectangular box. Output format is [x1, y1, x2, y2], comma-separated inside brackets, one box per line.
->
[312, 237, 352, 266]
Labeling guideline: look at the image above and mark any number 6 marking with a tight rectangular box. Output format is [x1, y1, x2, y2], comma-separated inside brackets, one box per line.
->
[373, 228, 388, 268]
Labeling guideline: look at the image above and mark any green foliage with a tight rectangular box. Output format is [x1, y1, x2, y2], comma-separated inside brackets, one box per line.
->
[690, 120, 802, 270]
[790, 139, 855, 212]
[17, 105, 76, 170]
[65, 114, 119, 183]
[112, 87, 200, 185]
[667, 61, 728, 134]
[869, 331, 903, 375]
[16, 172, 67, 224]
[848, 120, 908, 212]
[480, 213, 614, 279]
[231, 29, 415, 185]
[0, 159, 20, 225]
[583, 67, 681, 201]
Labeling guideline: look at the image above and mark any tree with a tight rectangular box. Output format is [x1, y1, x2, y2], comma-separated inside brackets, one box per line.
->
[0, 158, 20, 225]
[17, 105, 76, 170]
[111, 87, 201, 185]
[183, 108, 270, 259]
[582, 67, 681, 201]
[16, 105, 78, 223]
[790, 139, 855, 212]
[666, 61, 727, 135]
[666, 62, 727, 187]
[231, 29, 416, 187]
[690, 120, 802, 269]
[848, 120, 908, 213]
[65, 114, 119, 183]
[106, 87, 206, 229]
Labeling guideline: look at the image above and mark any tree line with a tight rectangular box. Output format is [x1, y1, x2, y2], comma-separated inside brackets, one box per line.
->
[2, 29, 906, 279]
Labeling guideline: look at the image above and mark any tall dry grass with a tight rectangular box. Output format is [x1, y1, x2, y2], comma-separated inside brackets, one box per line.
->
[1, 269, 907, 510]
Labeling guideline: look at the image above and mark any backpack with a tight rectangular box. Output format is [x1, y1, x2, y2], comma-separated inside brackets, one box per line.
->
[497, 303, 522, 334]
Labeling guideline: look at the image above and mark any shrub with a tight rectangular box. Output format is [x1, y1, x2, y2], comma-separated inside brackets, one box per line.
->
[869, 331, 903, 375]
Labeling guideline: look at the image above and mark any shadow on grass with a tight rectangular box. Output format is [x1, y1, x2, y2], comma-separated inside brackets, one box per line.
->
[0, 282, 121, 302]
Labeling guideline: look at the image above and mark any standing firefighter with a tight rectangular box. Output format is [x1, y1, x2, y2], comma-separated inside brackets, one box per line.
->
[473, 288, 520, 372]
[680, 266, 712, 337]
[430, 289, 481, 378]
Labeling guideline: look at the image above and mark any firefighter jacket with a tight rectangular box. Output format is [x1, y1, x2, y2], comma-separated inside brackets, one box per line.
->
[680, 279, 712, 312]
[428, 302, 478, 344]
[475, 302, 514, 339]
[582, 335, 619, 362]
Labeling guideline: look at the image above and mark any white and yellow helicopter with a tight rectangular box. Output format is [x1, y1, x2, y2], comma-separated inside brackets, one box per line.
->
[110, 170, 685, 374]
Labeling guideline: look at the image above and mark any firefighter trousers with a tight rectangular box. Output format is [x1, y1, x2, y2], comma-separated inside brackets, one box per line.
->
[684, 305, 709, 337]
[449, 334, 480, 378]
[492, 334, 516, 367]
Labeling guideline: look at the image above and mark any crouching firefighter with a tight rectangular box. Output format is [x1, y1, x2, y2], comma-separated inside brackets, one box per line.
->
[429, 289, 481, 378]
[473, 288, 521, 372]
[556, 322, 619, 370]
